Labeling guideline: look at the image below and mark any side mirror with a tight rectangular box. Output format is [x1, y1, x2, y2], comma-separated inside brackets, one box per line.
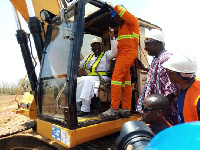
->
[40, 9, 56, 23]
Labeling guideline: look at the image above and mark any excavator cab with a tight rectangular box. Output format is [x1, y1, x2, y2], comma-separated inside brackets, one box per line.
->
[8, 0, 161, 148]
[37, 0, 117, 128]
[32, 1, 141, 148]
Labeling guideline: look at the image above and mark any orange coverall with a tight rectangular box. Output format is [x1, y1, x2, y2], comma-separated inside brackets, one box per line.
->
[111, 5, 140, 110]
[183, 78, 200, 122]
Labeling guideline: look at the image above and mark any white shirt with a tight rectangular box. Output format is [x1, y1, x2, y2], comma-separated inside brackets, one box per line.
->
[79, 38, 118, 72]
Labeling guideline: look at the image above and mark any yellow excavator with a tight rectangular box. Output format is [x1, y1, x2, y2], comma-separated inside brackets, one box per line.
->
[0, 0, 162, 149]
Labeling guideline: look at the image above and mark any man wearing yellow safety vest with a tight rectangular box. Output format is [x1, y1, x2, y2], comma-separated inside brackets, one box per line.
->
[163, 54, 200, 123]
[100, 2, 140, 118]
[76, 29, 118, 117]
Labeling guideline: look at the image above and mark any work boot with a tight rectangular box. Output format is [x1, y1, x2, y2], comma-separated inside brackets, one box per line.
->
[118, 109, 131, 118]
[100, 108, 118, 119]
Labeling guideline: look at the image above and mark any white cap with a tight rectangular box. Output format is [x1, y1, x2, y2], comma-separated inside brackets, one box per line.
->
[90, 37, 103, 46]
[162, 54, 197, 73]
[145, 29, 165, 43]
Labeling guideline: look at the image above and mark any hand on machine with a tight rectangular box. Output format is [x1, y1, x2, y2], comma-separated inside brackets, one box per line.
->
[109, 27, 115, 40]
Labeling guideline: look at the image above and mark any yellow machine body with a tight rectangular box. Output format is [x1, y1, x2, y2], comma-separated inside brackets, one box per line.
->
[14, 92, 37, 119]
[37, 114, 140, 148]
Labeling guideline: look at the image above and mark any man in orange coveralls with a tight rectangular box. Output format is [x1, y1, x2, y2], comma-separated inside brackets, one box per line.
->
[100, 2, 139, 118]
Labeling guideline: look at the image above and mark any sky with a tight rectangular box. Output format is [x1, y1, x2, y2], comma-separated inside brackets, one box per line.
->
[0, 0, 200, 84]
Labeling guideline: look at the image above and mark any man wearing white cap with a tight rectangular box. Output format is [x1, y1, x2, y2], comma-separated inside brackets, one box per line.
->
[135, 29, 180, 125]
[76, 28, 118, 116]
[163, 54, 200, 123]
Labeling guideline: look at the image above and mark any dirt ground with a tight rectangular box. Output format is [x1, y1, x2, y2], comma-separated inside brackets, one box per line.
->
[0, 95, 72, 150]
[0, 94, 120, 150]
[0, 94, 32, 136]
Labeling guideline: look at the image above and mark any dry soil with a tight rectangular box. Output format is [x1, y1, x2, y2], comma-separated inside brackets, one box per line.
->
[0, 94, 32, 136]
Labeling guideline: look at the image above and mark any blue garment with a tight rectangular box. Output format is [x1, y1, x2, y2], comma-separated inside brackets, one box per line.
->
[197, 98, 200, 120]
[177, 89, 187, 123]
[145, 122, 200, 150]
[110, 4, 126, 19]
[177, 89, 200, 123]
[110, 8, 117, 18]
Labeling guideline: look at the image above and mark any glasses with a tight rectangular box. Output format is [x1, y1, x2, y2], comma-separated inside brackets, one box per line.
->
[144, 38, 156, 43]
[142, 105, 161, 113]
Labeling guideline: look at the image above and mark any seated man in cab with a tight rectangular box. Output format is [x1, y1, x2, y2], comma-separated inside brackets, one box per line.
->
[76, 28, 118, 117]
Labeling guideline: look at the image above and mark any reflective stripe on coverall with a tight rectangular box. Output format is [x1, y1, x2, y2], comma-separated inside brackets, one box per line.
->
[183, 78, 200, 122]
[111, 5, 140, 110]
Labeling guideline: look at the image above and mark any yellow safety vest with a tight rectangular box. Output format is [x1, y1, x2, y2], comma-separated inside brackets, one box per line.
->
[84, 52, 107, 76]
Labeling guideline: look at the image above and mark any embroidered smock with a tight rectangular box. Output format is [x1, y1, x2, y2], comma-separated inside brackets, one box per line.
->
[137, 50, 180, 116]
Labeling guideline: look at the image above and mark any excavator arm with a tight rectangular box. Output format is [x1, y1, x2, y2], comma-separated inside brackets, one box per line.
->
[10, 0, 60, 22]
